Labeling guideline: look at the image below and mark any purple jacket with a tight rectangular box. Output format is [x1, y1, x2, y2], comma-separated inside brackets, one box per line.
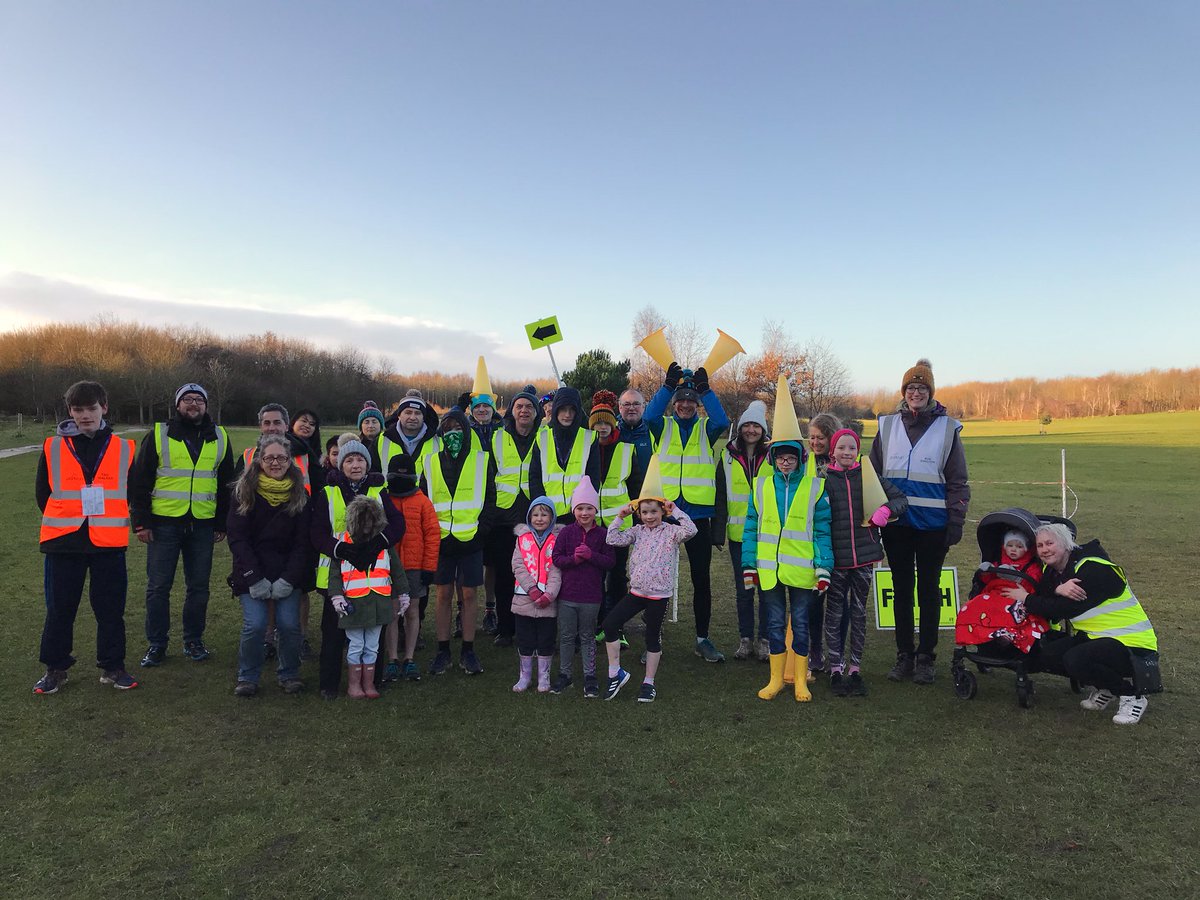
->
[226, 494, 313, 593]
[551, 521, 616, 604]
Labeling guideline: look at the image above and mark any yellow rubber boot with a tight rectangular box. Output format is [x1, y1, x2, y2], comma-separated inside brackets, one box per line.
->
[794, 655, 812, 702]
[783, 622, 796, 684]
[758, 653, 786, 700]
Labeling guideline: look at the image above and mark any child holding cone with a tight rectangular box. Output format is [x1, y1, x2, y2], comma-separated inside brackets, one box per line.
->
[600, 457, 696, 703]
[741, 376, 833, 702]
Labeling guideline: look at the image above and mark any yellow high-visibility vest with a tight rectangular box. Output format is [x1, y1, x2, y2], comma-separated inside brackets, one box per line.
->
[423, 438, 488, 541]
[656, 417, 716, 505]
[315, 485, 385, 590]
[492, 429, 534, 510]
[1069, 557, 1158, 651]
[536, 428, 592, 517]
[722, 447, 770, 543]
[380, 433, 440, 479]
[599, 442, 634, 528]
[150, 423, 228, 519]
[753, 469, 824, 591]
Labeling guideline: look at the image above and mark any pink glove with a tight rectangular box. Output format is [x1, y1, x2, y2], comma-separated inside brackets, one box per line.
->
[528, 587, 546, 604]
[870, 506, 891, 528]
[532, 589, 553, 609]
[574, 543, 592, 561]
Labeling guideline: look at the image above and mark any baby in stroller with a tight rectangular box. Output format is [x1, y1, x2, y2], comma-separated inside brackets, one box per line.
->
[955, 520, 1048, 654]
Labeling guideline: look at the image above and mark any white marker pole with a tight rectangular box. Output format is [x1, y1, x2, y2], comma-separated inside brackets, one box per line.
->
[546, 345, 563, 386]
[1061, 449, 1067, 518]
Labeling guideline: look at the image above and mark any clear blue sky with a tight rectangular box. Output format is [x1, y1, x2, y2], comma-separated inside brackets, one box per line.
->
[2, 1, 1197, 390]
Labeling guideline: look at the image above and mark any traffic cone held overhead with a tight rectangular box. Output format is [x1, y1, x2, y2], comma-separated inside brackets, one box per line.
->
[637, 327, 676, 371]
[700, 329, 746, 375]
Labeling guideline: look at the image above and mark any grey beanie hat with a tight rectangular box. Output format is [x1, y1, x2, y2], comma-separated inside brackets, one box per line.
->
[737, 400, 770, 437]
[338, 439, 371, 466]
[174, 383, 208, 406]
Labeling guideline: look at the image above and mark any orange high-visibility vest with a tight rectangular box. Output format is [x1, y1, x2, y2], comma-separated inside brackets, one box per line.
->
[338, 533, 392, 598]
[243, 446, 311, 495]
[40, 434, 135, 547]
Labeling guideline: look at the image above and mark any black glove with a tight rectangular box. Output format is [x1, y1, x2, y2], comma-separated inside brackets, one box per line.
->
[693, 366, 709, 394]
[665, 361, 683, 391]
[711, 531, 725, 550]
[456, 391, 472, 410]
[343, 533, 389, 572]
[944, 524, 963, 549]
[421, 570, 436, 587]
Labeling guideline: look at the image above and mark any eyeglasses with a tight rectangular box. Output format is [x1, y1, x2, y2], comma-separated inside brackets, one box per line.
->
[260, 455, 290, 465]
[179, 396, 207, 405]
[619, 402, 643, 409]
[905, 384, 930, 393]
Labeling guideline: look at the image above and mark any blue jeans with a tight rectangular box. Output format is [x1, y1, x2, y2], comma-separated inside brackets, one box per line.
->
[144, 519, 215, 647]
[238, 591, 302, 683]
[761, 584, 814, 656]
[729, 541, 767, 640]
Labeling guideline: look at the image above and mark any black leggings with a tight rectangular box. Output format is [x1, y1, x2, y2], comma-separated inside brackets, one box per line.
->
[882, 524, 948, 658]
[1034, 633, 1136, 695]
[319, 597, 347, 692]
[514, 614, 556, 656]
[600, 593, 667, 653]
[684, 517, 713, 638]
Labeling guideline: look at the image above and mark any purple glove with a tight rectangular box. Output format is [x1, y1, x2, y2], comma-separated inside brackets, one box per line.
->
[574, 543, 592, 562]
[869, 506, 891, 528]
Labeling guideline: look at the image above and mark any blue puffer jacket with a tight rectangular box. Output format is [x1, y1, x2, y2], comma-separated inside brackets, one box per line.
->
[740, 442, 833, 575]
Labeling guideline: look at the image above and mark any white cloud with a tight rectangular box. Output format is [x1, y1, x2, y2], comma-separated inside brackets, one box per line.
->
[0, 270, 546, 379]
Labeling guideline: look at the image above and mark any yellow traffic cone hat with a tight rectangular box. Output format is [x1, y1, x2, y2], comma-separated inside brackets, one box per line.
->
[635, 455, 668, 504]
[771, 374, 803, 443]
[471, 356, 495, 407]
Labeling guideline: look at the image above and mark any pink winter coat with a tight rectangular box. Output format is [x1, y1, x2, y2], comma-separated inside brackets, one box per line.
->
[510, 523, 563, 618]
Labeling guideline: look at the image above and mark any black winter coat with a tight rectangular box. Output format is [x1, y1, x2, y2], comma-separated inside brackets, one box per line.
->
[226, 494, 313, 593]
[822, 463, 908, 569]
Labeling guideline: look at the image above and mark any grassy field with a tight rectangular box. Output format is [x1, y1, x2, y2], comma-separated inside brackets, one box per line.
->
[2, 416, 1197, 899]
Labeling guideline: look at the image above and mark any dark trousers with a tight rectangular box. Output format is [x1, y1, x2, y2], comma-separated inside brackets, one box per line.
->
[1035, 633, 1137, 695]
[598, 545, 630, 637]
[883, 524, 948, 658]
[319, 596, 348, 692]
[514, 613, 556, 656]
[40, 551, 128, 671]
[491, 529, 518, 638]
[144, 519, 215, 647]
[684, 517, 713, 639]
[601, 593, 667, 653]
[728, 540, 766, 640]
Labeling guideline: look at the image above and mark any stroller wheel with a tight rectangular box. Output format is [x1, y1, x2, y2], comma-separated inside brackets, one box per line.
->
[953, 668, 977, 700]
[1016, 679, 1035, 709]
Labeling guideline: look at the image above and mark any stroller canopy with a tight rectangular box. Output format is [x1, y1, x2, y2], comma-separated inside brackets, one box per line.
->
[975, 508, 1077, 562]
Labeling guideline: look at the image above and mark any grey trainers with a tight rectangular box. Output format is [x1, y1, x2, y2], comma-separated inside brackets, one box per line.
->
[913, 654, 935, 685]
[887, 653, 915, 682]
[33, 668, 69, 695]
[755, 638, 770, 662]
[733, 637, 753, 660]
[100, 669, 139, 690]
[694, 638, 725, 663]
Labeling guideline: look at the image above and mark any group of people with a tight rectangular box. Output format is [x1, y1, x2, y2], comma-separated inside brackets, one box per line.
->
[31, 356, 1161, 722]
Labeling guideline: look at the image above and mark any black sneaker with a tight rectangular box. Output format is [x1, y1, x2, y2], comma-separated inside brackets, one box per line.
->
[100, 669, 139, 690]
[33, 668, 69, 694]
[830, 672, 849, 697]
[583, 676, 600, 698]
[913, 654, 935, 685]
[482, 608, 498, 635]
[459, 649, 483, 675]
[550, 673, 573, 695]
[429, 649, 452, 676]
[140, 646, 166, 668]
[493, 633, 513, 648]
[637, 682, 657, 703]
[886, 653, 914, 682]
[183, 641, 211, 662]
[847, 671, 868, 696]
[279, 679, 304, 694]
[604, 668, 631, 700]
[234, 681, 258, 697]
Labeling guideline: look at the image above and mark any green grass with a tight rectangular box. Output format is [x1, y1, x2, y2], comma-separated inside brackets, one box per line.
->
[1, 419, 1197, 899]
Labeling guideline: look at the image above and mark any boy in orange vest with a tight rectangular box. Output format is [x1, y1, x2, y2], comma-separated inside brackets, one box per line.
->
[34, 381, 138, 693]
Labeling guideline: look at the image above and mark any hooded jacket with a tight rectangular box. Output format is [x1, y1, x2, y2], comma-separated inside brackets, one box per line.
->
[380, 400, 441, 477]
[492, 399, 545, 527]
[740, 442, 833, 575]
[510, 497, 563, 618]
[420, 409, 498, 557]
[527, 387, 601, 522]
[36, 420, 133, 554]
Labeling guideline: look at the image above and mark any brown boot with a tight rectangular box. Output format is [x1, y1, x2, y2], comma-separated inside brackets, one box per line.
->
[346, 664, 365, 700]
[362, 664, 381, 699]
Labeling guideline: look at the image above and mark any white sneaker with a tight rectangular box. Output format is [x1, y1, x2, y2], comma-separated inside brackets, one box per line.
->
[1113, 695, 1148, 725]
[1080, 687, 1116, 711]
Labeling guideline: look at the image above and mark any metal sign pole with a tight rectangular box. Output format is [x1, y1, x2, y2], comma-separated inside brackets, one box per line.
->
[546, 345, 563, 386]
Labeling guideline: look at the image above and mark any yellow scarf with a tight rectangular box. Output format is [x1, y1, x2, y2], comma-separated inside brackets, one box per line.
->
[257, 474, 293, 507]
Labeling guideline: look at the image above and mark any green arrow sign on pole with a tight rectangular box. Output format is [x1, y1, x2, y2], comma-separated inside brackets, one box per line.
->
[525, 316, 565, 385]
[525, 316, 564, 350]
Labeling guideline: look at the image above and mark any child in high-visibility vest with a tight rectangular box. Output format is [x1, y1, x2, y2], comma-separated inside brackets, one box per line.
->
[510, 497, 562, 693]
[328, 496, 409, 700]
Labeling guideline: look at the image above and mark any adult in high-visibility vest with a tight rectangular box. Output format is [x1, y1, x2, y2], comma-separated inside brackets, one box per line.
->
[588, 390, 641, 629]
[740, 439, 833, 702]
[528, 386, 601, 523]
[129, 382, 234, 668]
[308, 439, 406, 700]
[379, 389, 441, 481]
[868, 358, 970, 686]
[226, 434, 312, 698]
[714, 400, 771, 663]
[488, 385, 544, 648]
[1004, 523, 1161, 726]
[643, 362, 730, 662]
[419, 409, 498, 678]
[465, 373, 505, 638]
[33, 380, 138, 695]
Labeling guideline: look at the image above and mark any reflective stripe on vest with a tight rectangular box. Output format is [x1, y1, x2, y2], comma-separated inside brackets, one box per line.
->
[315, 485, 385, 589]
[381, 434, 439, 479]
[513, 530, 557, 595]
[40, 435, 134, 546]
[150, 423, 228, 519]
[877, 413, 957, 530]
[657, 417, 717, 505]
[423, 438, 487, 541]
[753, 470, 823, 591]
[492, 429, 533, 510]
[599, 442, 635, 528]
[722, 448, 769, 542]
[339, 533, 393, 597]
[244, 446, 311, 495]
[537, 428, 592, 517]
[1068, 557, 1158, 651]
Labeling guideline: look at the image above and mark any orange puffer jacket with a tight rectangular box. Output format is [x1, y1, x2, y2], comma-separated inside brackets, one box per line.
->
[390, 489, 440, 572]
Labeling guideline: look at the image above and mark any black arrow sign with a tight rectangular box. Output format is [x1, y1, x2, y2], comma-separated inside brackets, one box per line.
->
[533, 324, 558, 341]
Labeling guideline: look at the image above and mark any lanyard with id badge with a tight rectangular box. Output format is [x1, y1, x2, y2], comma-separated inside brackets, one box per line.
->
[67, 434, 111, 516]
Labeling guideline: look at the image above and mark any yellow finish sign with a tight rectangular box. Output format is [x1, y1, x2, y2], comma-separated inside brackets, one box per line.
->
[525, 316, 564, 350]
[873, 567, 960, 630]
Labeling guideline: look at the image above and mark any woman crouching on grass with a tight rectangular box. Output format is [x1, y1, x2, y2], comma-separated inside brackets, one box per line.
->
[227, 434, 312, 697]
[600, 469, 696, 704]
[1003, 523, 1162, 725]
